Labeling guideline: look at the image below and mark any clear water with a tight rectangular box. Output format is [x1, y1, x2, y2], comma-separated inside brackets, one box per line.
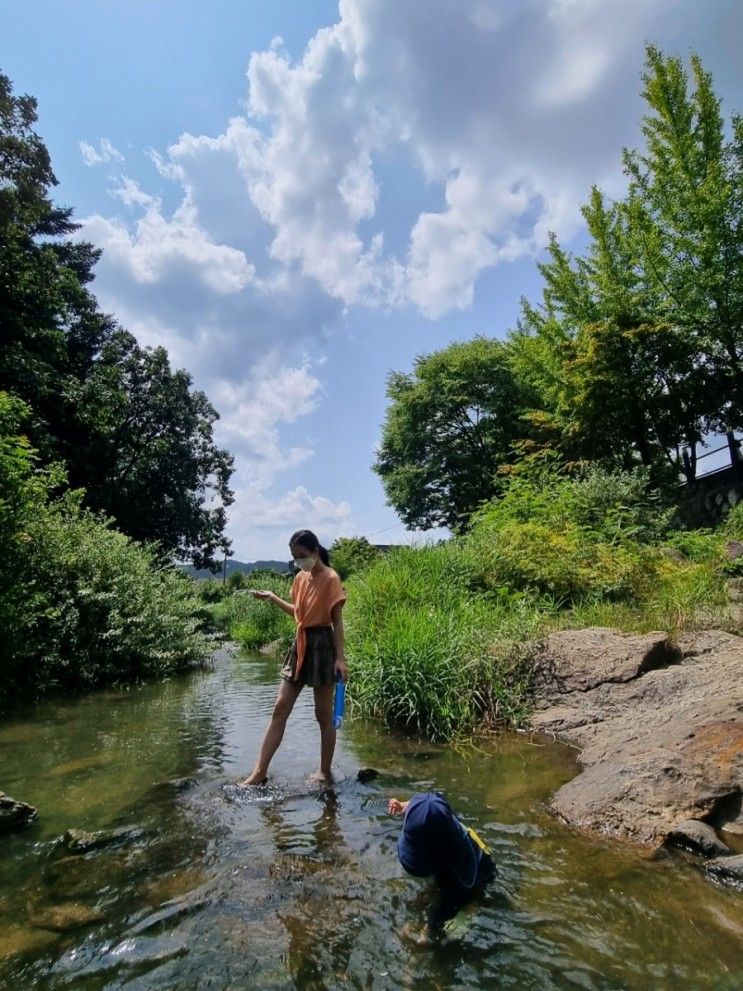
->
[0, 648, 741, 990]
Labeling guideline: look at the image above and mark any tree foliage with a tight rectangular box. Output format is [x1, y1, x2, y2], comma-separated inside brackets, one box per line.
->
[508, 49, 743, 486]
[374, 337, 535, 530]
[71, 330, 234, 568]
[0, 72, 234, 566]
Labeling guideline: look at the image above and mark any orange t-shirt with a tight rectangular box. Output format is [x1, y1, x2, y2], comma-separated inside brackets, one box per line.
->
[291, 568, 347, 628]
[290, 568, 347, 681]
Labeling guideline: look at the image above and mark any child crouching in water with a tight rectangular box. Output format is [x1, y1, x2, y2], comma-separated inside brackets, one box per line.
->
[388, 791, 495, 937]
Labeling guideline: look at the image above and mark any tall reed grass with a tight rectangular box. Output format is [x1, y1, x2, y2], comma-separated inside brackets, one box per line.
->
[344, 546, 547, 739]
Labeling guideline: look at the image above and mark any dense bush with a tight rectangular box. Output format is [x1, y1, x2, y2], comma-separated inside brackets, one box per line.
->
[0, 393, 210, 702]
[329, 536, 382, 581]
[209, 572, 294, 652]
[465, 462, 674, 603]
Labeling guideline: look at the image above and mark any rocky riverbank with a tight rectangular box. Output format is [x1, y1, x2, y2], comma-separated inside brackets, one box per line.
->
[530, 627, 743, 880]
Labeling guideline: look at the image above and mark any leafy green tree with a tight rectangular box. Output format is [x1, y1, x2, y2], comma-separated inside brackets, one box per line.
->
[330, 536, 382, 580]
[374, 337, 536, 530]
[0, 74, 234, 565]
[510, 48, 741, 484]
[0, 72, 112, 458]
[511, 190, 704, 483]
[624, 47, 743, 435]
[71, 330, 234, 568]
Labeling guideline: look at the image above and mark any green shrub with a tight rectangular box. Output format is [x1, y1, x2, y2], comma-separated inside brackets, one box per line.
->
[329, 536, 382, 581]
[473, 459, 674, 544]
[662, 528, 722, 563]
[566, 558, 731, 635]
[0, 393, 210, 702]
[3, 494, 209, 700]
[210, 572, 294, 652]
[195, 577, 229, 603]
[465, 462, 674, 604]
[467, 517, 658, 603]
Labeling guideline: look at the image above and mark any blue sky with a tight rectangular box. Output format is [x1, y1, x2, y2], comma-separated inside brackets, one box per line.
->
[3, 0, 742, 559]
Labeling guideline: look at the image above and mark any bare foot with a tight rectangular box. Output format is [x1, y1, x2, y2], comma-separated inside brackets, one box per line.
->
[239, 771, 268, 786]
[309, 769, 333, 785]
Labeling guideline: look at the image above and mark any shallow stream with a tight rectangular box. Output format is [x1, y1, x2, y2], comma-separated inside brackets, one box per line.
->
[1, 648, 741, 990]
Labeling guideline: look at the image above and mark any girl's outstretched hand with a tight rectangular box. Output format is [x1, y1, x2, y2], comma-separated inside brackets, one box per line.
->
[249, 590, 273, 601]
[388, 798, 408, 816]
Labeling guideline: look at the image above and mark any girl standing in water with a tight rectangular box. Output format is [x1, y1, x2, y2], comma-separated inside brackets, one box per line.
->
[241, 529, 348, 786]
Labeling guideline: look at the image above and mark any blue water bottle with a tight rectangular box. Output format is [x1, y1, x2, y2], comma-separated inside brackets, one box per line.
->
[333, 674, 346, 729]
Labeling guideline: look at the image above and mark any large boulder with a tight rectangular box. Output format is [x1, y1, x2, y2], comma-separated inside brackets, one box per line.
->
[532, 628, 676, 703]
[0, 791, 38, 833]
[530, 629, 743, 849]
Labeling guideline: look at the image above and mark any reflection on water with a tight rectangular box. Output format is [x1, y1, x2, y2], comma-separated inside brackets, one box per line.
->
[0, 647, 741, 990]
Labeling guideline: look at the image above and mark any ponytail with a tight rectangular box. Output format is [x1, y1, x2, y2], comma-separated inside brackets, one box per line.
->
[289, 529, 331, 567]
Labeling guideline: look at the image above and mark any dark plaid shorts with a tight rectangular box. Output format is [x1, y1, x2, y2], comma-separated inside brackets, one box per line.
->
[281, 626, 336, 687]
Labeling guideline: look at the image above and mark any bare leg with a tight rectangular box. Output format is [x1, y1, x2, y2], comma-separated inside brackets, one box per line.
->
[310, 683, 336, 782]
[241, 678, 302, 784]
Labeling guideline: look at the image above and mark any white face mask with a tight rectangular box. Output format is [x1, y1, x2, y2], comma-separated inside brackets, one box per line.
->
[293, 553, 317, 572]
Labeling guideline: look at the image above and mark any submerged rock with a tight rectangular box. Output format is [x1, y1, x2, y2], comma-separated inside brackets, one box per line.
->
[706, 854, 743, 886]
[32, 902, 105, 933]
[530, 628, 743, 854]
[150, 776, 198, 800]
[0, 791, 38, 833]
[62, 825, 145, 853]
[356, 768, 379, 783]
[666, 820, 731, 858]
[44, 847, 149, 899]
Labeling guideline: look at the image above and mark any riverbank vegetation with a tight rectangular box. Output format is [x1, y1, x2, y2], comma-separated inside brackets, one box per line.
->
[347, 464, 741, 739]
[0, 74, 230, 700]
[0, 394, 209, 704]
[206, 572, 295, 652]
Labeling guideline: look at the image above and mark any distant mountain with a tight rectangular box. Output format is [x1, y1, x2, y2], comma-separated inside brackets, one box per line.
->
[181, 559, 291, 579]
